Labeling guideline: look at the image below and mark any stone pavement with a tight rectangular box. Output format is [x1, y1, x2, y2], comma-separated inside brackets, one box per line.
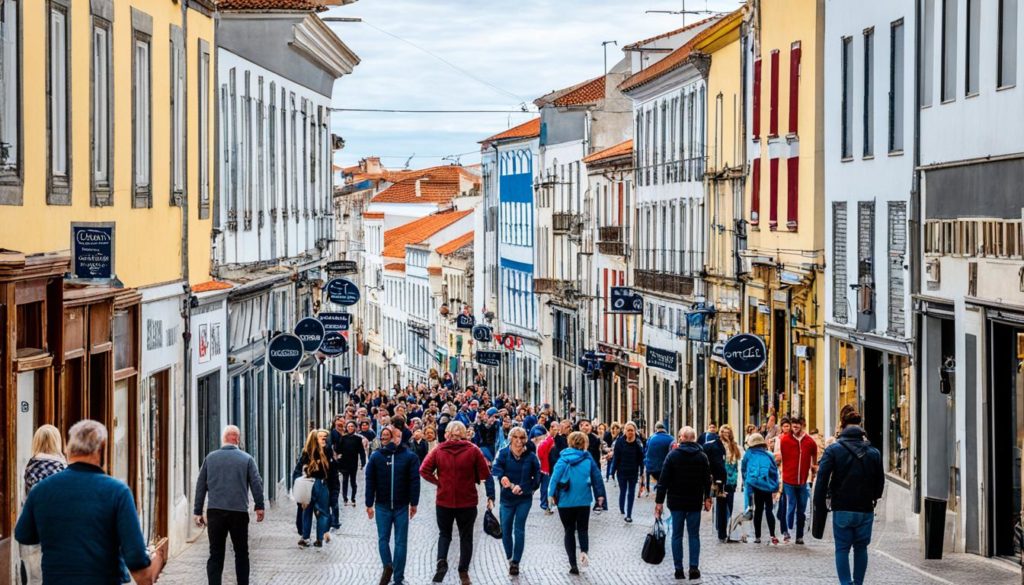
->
[160, 475, 1020, 585]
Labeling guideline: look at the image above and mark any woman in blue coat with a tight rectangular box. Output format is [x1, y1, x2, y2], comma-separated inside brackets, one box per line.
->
[491, 427, 541, 576]
[741, 432, 780, 544]
[548, 432, 606, 575]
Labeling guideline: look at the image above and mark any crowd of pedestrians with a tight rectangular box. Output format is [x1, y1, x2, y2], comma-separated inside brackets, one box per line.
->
[9, 374, 883, 585]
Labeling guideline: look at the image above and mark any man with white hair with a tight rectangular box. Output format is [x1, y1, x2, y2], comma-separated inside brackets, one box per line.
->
[16, 419, 161, 584]
[194, 425, 265, 585]
[654, 426, 712, 581]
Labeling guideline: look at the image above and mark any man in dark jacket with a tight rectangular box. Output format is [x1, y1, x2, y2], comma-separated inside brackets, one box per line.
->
[548, 420, 572, 471]
[366, 426, 421, 585]
[654, 426, 712, 581]
[700, 428, 728, 542]
[813, 411, 883, 585]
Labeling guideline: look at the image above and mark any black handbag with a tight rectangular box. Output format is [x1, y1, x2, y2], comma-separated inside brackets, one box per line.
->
[483, 508, 502, 539]
[641, 518, 666, 564]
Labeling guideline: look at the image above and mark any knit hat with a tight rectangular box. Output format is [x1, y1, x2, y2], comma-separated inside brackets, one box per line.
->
[486, 407, 498, 416]
[745, 432, 766, 448]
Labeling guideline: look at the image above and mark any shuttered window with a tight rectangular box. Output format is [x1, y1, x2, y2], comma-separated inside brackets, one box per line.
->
[752, 58, 762, 138]
[751, 157, 761, 226]
[769, 50, 780, 137]
[789, 42, 801, 135]
[833, 202, 849, 323]
[888, 202, 907, 335]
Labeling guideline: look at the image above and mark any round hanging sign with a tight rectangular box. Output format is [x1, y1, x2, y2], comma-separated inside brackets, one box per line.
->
[472, 324, 492, 343]
[325, 278, 361, 306]
[722, 333, 768, 374]
[267, 334, 304, 372]
[319, 332, 349, 357]
[294, 317, 326, 352]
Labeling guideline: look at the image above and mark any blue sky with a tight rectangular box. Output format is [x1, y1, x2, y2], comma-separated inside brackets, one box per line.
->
[324, 0, 739, 170]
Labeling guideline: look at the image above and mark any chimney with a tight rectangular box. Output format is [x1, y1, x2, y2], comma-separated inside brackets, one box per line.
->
[415, 179, 422, 198]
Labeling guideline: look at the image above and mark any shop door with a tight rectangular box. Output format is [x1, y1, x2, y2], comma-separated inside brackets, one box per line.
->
[989, 322, 1023, 558]
[862, 348, 884, 450]
[145, 370, 170, 544]
[197, 371, 220, 460]
[772, 309, 787, 414]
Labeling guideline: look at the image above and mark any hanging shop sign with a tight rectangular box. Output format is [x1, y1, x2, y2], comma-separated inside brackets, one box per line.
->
[267, 334, 304, 372]
[476, 350, 503, 367]
[329, 374, 352, 394]
[319, 312, 351, 333]
[319, 332, 349, 357]
[325, 260, 358, 274]
[472, 324, 492, 343]
[609, 286, 644, 314]
[498, 333, 524, 350]
[324, 278, 360, 306]
[456, 313, 476, 329]
[645, 346, 678, 373]
[685, 309, 712, 342]
[722, 333, 768, 374]
[294, 317, 326, 352]
[69, 222, 116, 281]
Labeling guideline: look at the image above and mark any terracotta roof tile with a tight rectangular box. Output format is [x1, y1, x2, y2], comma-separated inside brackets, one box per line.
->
[623, 15, 719, 50]
[539, 76, 605, 108]
[363, 211, 385, 220]
[217, 0, 328, 11]
[370, 165, 481, 205]
[436, 231, 474, 256]
[384, 263, 406, 272]
[480, 118, 541, 144]
[583, 139, 633, 165]
[619, 12, 739, 93]
[382, 209, 474, 259]
[192, 280, 234, 293]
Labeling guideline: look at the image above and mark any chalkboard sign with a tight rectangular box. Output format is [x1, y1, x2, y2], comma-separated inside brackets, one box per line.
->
[330, 374, 351, 394]
[325, 260, 358, 274]
[267, 334, 304, 372]
[472, 324, 492, 343]
[320, 312, 351, 333]
[722, 334, 767, 374]
[294, 318, 326, 352]
[325, 278, 360, 306]
[456, 313, 475, 329]
[476, 350, 502, 367]
[646, 346, 678, 373]
[609, 287, 643, 314]
[70, 223, 115, 281]
[320, 332, 349, 357]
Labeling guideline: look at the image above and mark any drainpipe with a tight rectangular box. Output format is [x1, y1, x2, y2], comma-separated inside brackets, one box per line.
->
[179, 0, 195, 542]
[911, 0, 923, 519]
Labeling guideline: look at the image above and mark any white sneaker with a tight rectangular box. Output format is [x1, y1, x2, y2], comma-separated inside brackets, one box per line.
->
[579, 552, 589, 568]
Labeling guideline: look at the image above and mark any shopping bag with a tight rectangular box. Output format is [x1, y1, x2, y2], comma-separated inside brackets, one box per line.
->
[483, 508, 503, 539]
[641, 518, 666, 564]
[812, 503, 829, 540]
[292, 476, 315, 506]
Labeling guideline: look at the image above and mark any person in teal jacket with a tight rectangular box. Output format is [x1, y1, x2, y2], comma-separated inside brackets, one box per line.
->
[741, 432, 780, 544]
[547, 432, 606, 575]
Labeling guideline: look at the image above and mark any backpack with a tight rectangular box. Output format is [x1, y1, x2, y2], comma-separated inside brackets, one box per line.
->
[745, 450, 779, 492]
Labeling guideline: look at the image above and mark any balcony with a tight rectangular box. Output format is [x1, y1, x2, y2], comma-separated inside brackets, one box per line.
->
[597, 225, 626, 257]
[553, 212, 579, 235]
[533, 277, 574, 297]
[634, 269, 695, 297]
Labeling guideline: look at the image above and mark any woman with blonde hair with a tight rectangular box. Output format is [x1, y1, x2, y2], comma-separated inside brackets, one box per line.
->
[716, 425, 742, 542]
[548, 431, 606, 575]
[292, 429, 332, 547]
[20, 424, 67, 584]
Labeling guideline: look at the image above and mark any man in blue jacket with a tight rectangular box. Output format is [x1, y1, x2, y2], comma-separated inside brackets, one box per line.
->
[644, 421, 674, 483]
[366, 425, 421, 585]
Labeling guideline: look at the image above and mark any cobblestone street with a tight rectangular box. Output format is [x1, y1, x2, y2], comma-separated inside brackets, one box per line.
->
[160, 476, 1020, 585]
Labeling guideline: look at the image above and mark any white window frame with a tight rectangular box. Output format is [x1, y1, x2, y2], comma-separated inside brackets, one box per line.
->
[170, 27, 185, 205]
[48, 1, 70, 204]
[133, 32, 152, 207]
[0, 0, 21, 199]
[92, 17, 113, 205]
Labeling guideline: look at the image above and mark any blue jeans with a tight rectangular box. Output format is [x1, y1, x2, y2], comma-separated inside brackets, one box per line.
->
[375, 505, 410, 584]
[833, 511, 873, 585]
[301, 479, 331, 542]
[499, 499, 531, 563]
[606, 456, 615, 479]
[784, 483, 809, 539]
[329, 489, 341, 529]
[539, 473, 550, 510]
[776, 489, 789, 535]
[617, 476, 637, 517]
[669, 510, 701, 570]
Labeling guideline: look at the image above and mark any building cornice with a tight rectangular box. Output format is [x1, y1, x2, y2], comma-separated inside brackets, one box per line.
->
[290, 14, 360, 78]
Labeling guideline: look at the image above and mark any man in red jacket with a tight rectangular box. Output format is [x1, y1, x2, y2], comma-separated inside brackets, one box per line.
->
[778, 416, 818, 544]
[536, 427, 555, 514]
[419, 421, 495, 585]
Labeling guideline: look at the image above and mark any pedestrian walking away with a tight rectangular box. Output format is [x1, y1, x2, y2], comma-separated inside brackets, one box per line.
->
[612, 421, 645, 522]
[491, 426, 541, 576]
[548, 431, 606, 575]
[293, 429, 334, 548]
[742, 433, 780, 545]
[644, 421, 674, 485]
[365, 425, 422, 585]
[15, 420, 162, 585]
[193, 425, 266, 585]
[699, 423, 727, 542]
[813, 410, 884, 585]
[18, 424, 67, 585]
[419, 421, 495, 585]
[655, 426, 712, 581]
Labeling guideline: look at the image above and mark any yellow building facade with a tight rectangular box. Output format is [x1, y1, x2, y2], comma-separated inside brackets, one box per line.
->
[741, 0, 826, 430]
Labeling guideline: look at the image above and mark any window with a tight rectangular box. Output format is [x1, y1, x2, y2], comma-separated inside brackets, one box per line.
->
[857, 202, 875, 318]
[889, 20, 905, 153]
[750, 157, 761, 225]
[999, 0, 1018, 88]
[133, 30, 152, 207]
[922, 0, 935, 107]
[752, 57, 762, 138]
[966, 0, 980, 95]
[257, 77, 264, 228]
[887, 354, 911, 481]
[789, 42, 801, 135]
[863, 28, 874, 157]
[941, 0, 957, 102]
[198, 41, 210, 218]
[170, 27, 185, 205]
[0, 0, 21, 198]
[841, 37, 853, 159]
[242, 71, 252, 229]
[48, 0, 70, 204]
[268, 82, 276, 227]
[769, 50, 780, 137]
[887, 202, 907, 335]
[92, 17, 113, 205]
[832, 202, 849, 323]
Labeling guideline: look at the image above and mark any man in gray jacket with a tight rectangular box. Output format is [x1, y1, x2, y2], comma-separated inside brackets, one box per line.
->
[194, 425, 265, 585]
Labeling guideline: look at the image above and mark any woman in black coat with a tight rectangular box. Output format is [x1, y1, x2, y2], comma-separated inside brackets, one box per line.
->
[336, 421, 367, 505]
[612, 422, 645, 522]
